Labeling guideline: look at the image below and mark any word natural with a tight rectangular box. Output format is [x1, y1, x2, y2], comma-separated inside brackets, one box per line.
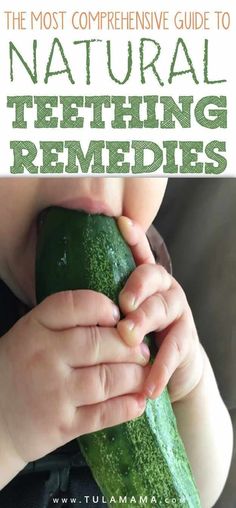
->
[9, 37, 226, 85]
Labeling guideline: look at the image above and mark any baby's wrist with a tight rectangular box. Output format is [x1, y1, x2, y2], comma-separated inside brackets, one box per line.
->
[0, 417, 27, 489]
[174, 345, 215, 405]
[170, 343, 206, 404]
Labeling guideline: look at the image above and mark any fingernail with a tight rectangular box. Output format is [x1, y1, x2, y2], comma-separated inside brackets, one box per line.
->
[125, 319, 135, 332]
[122, 319, 137, 346]
[113, 305, 120, 321]
[144, 382, 156, 398]
[120, 290, 138, 310]
[140, 342, 150, 361]
[137, 395, 146, 410]
[126, 218, 134, 227]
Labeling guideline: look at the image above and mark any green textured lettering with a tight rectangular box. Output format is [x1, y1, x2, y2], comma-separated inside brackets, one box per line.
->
[205, 141, 227, 173]
[65, 140, 105, 173]
[204, 40, 226, 84]
[143, 96, 159, 128]
[10, 40, 37, 83]
[169, 38, 199, 85]
[160, 96, 193, 128]
[60, 96, 84, 128]
[73, 39, 102, 85]
[107, 40, 132, 85]
[85, 96, 111, 128]
[45, 38, 75, 84]
[7, 96, 33, 128]
[195, 96, 227, 129]
[111, 96, 143, 129]
[140, 39, 164, 86]
[34, 96, 58, 128]
[106, 142, 130, 173]
[131, 141, 163, 173]
[179, 141, 204, 173]
[40, 141, 64, 173]
[10, 140, 38, 173]
[163, 141, 179, 173]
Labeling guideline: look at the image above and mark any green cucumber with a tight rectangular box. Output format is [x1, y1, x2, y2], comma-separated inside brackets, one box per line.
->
[36, 207, 201, 508]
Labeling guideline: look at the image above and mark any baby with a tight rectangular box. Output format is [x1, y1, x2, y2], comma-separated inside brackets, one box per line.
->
[0, 177, 233, 507]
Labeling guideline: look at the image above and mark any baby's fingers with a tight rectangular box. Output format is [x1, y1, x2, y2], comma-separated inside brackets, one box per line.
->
[144, 315, 200, 402]
[71, 394, 147, 438]
[118, 283, 186, 347]
[34, 289, 120, 330]
[143, 318, 190, 400]
[119, 264, 172, 315]
[117, 216, 155, 266]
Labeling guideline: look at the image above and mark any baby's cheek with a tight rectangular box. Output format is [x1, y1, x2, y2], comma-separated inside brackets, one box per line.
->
[0, 180, 40, 304]
[123, 179, 167, 230]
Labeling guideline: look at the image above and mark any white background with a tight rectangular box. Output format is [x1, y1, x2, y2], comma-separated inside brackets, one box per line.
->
[0, 0, 235, 177]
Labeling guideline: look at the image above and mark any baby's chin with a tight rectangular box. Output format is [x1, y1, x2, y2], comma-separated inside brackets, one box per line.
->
[19, 280, 36, 309]
[5, 263, 36, 309]
[5, 227, 37, 309]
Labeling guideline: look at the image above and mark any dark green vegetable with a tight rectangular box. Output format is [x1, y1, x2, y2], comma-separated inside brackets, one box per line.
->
[36, 207, 201, 508]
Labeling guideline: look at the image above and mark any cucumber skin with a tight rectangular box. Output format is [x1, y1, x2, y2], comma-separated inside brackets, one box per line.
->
[36, 207, 135, 306]
[36, 207, 201, 508]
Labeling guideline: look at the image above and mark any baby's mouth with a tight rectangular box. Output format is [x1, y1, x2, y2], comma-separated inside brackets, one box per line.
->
[50, 195, 114, 216]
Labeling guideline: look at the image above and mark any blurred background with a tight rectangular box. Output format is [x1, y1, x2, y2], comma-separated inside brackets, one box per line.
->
[155, 179, 236, 508]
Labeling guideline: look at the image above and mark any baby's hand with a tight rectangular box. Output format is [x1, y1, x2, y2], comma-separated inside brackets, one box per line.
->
[117, 217, 204, 403]
[0, 290, 150, 467]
